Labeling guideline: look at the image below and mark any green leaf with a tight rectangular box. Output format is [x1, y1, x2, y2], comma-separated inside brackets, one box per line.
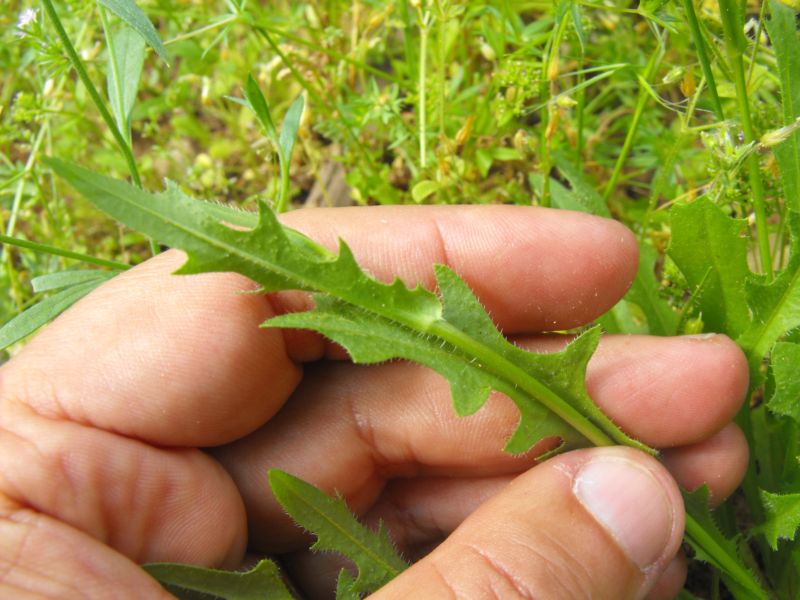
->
[51, 159, 649, 454]
[684, 487, 768, 599]
[143, 559, 293, 600]
[759, 490, 800, 550]
[268, 470, 407, 596]
[97, 0, 169, 63]
[766, 0, 800, 213]
[278, 95, 305, 167]
[243, 74, 278, 142]
[0, 278, 109, 351]
[768, 342, 800, 424]
[411, 180, 440, 203]
[32, 269, 117, 293]
[553, 156, 611, 218]
[738, 213, 800, 375]
[106, 25, 145, 143]
[668, 198, 751, 337]
[625, 243, 679, 336]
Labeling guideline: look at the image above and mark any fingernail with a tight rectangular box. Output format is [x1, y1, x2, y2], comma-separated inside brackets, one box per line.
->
[573, 456, 675, 570]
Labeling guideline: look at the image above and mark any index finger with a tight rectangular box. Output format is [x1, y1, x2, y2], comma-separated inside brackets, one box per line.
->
[1, 206, 637, 447]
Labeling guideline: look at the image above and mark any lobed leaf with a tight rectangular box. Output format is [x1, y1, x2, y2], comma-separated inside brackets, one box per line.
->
[768, 342, 800, 424]
[738, 213, 800, 377]
[668, 198, 751, 337]
[268, 470, 407, 596]
[759, 490, 800, 550]
[144, 559, 293, 600]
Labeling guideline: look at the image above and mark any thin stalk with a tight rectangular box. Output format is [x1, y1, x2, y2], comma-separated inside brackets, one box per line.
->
[684, 513, 768, 599]
[163, 14, 238, 46]
[719, 0, 772, 278]
[680, 0, 724, 120]
[0, 234, 130, 270]
[418, 11, 430, 169]
[603, 40, 663, 202]
[435, 1, 447, 137]
[42, 0, 141, 189]
[575, 54, 586, 170]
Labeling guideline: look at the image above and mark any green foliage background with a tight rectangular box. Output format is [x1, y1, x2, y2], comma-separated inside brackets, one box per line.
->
[3, 0, 800, 598]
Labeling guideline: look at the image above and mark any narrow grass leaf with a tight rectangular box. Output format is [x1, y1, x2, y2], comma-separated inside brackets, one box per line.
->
[143, 560, 293, 600]
[32, 269, 117, 293]
[106, 25, 145, 142]
[278, 95, 305, 165]
[758, 490, 800, 550]
[668, 198, 751, 337]
[766, 0, 800, 213]
[0, 279, 107, 350]
[97, 0, 169, 63]
[767, 342, 800, 424]
[268, 470, 407, 596]
[243, 74, 277, 141]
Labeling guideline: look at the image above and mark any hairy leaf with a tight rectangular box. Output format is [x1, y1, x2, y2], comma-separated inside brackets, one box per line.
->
[759, 491, 800, 550]
[144, 560, 293, 600]
[268, 470, 407, 596]
[51, 159, 648, 454]
[668, 198, 750, 337]
[768, 342, 800, 424]
[554, 157, 610, 217]
[684, 487, 768, 599]
[766, 0, 800, 213]
[738, 214, 800, 375]
[97, 0, 169, 63]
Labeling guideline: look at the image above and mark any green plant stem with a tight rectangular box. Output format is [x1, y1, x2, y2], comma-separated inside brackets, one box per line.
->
[429, 320, 619, 448]
[680, 0, 724, 120]
[0, 234, 130, 270]
[42, 0, 142, 189]
[603, 40, 662, 202]
[435, 1, 447, 138]
[719, 0, 772, 279]
[418, 11, 430, 169]
[684, 513, 767, 599]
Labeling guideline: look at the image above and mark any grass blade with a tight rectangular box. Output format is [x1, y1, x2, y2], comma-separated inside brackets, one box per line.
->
[105, 23, 146, 144]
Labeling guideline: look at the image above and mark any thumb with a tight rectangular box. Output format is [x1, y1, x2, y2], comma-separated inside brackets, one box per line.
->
[371, 447, 685, 600]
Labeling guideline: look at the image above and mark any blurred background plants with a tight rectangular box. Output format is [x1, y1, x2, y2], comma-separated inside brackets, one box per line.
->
[2, 0, 800, 597]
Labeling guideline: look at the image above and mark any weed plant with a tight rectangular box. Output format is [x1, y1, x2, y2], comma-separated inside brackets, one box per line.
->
[2, 0, 800, 598]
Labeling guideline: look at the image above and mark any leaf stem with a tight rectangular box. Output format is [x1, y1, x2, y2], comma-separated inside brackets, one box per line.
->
[719, 0, 772, 279]
[42, 0, 141, 189]
[418, 10, 430, 169]
[429, 320, 621, 449]
[602, 38, 663, 203]
[681, 0, 724, 120]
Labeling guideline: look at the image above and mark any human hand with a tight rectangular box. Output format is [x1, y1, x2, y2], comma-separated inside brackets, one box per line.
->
[0, 206, 748, 599]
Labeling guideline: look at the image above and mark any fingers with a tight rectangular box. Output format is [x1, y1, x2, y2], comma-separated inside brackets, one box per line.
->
[0, 250, 301, 447]
[0, 497, 172, 599]
[0, 399, 247, 568]
[372, 447, 685, 600]
[2, 206, 636, 447]
[212, 333, 748, 551]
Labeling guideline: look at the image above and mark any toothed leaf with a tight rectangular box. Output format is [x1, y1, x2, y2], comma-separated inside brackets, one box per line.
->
[268, 470, 407, 596]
